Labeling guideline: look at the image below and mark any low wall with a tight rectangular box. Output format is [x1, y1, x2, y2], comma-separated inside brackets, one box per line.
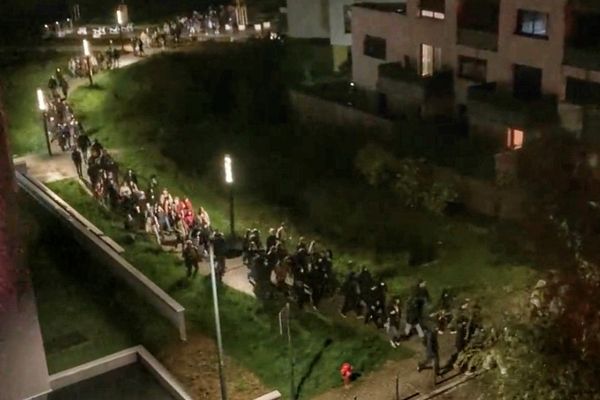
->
[46, 346, 193, 400]
[289, 89, 396, 136]
[16, 171, 187, 341]
[433, 166, 527, 220]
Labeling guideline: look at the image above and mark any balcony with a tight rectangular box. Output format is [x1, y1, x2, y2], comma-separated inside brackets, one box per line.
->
[377, 62, 453, 102]
[564, 46, 600, 71]
[457, 28, 498, 51]
[467, 83, 558, 127]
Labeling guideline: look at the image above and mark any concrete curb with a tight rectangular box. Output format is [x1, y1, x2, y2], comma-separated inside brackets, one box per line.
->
[16, 170, 187, 341]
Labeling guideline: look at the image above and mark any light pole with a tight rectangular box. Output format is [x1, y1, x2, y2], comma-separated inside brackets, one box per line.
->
[224, 155, 235, 237]
[116, 9, 124, 51]
[208, 243, 228, 400]
[36, 89, 52, 156]
[82, 39, 93, 86]
[279, 303, 295, 400]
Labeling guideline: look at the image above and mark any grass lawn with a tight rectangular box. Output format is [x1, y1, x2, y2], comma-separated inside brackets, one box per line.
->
[47, 179, 410, 398]
[23, 201, 172, 374]
[1, 50, 73, 156]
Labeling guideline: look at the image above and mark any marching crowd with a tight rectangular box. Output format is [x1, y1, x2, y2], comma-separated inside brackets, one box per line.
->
[42, 46, 484, 380]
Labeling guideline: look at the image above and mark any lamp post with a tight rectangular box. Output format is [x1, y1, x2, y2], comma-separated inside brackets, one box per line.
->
[224, 155, 235, 237]
[36, 89, 52, 156]
[116, 9, 124, 51]
[82, 39, 93, 86]
[208, 243, 228, 400]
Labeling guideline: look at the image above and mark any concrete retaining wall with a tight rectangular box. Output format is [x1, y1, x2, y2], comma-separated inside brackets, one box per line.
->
[16, 171, 187, 341]
[47, 346, 193, 400]
[289, 89, 396, 136]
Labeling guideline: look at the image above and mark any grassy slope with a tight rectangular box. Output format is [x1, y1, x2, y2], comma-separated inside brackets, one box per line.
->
[47, 179, 410, 398]
[23, 200, 173, 374]
[67, 43, 536, 310]
[1, 51, 72, 156]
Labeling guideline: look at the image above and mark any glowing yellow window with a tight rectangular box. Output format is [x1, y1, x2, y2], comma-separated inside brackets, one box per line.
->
[507, 128, 524, 150]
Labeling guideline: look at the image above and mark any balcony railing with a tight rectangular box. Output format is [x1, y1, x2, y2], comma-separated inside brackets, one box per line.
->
[378, 63, 453, 99]
[564, 46, 600, 72]
[457, 28, 498, 51]
[467, 83, 558, 126]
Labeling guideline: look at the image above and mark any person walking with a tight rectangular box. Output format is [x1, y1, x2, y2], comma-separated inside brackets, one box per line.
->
[182, 240, 201, 278]
[340, 272, 361, 318]
[417, 327, 440, 378]
[71, 148, 83, 178]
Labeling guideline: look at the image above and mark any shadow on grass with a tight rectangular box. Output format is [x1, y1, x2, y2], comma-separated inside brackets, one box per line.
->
[295, 338, 333, 399]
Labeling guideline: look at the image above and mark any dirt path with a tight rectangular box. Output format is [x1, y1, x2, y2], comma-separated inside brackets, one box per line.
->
[157, 333, 269, 400]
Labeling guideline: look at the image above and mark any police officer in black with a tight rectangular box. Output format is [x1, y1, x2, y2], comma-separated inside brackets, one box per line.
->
[340, 272, 361, 318]
[308, 263, 326, 310]
[212, 230, 227, 282]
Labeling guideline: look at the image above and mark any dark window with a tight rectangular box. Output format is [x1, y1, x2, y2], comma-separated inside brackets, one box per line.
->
[516, 9, 548, 38]
[566, 78, 600, 105]
[513, 64, 542, 100]
[343, 5, 352, 34]
[420, 0, 445, 19]
[457, 0, 499, 33]
[458, 56, 487, 82]
[364, 35, 386, 60]
[567, 12, 600, 48]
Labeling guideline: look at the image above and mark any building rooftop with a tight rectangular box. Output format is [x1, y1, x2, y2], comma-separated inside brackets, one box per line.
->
[47, 364, 174, 400]
[354, 2, 407, 14]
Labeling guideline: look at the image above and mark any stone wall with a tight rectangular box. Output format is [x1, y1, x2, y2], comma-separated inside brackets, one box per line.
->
[289, 89, 396, 136]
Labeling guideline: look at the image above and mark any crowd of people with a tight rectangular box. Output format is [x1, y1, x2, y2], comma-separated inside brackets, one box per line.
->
[41, 43, 484, 380]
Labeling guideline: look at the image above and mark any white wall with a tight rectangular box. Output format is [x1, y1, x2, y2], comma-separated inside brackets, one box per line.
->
[330, 0, 402, 47]
[287, 0, 330, 39]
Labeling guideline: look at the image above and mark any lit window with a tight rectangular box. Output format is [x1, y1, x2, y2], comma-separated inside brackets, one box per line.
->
[419, 0, 445, 19]
[507, 128, 524, 150]
[420, 10, 445, 19]
[516, 10, 548, 38]
[420, 44, 442, 77]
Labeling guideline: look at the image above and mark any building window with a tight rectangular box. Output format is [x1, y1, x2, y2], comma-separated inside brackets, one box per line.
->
[566, 77, 600, 105]
[343, 5, 352, 34]
[458, 56, 487, 82]
[516, 10, 548, 38]
[419, 0, 445, 19]
[420, 44, 442, 76]
[507, 128, 524, 150]
[364, 35, 386, 60]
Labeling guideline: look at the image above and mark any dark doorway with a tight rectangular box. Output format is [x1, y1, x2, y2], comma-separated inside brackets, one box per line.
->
[513, 64, 542, 100]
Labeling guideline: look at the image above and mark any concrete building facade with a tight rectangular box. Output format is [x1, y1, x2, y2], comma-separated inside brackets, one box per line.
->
[286, 0, 399, 70]
[351, 0, 600, 147]
[286, 0, 331, 39]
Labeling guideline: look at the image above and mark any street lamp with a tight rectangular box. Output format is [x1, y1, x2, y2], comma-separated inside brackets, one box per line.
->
[208, 243, 228, 400]
[36, 89, 52, 156]
[116, 9, 124, 51]
[82, 39, 93, 86]
[224, 155, 235, 237]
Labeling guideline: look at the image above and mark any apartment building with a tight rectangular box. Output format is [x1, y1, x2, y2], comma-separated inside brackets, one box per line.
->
[351, 0, 600, 148]
[286, 0, 398, 70]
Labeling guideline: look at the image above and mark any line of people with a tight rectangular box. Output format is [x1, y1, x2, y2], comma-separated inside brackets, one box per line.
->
[48, 63, 484, 380]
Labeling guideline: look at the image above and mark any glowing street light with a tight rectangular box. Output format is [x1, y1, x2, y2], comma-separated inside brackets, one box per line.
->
[224, 155, 235, 236]
[116, 9, 125, 51]
[224, 155, 233, 184]
[36, 89, 52, 156]
[82, 39, 94, 86]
